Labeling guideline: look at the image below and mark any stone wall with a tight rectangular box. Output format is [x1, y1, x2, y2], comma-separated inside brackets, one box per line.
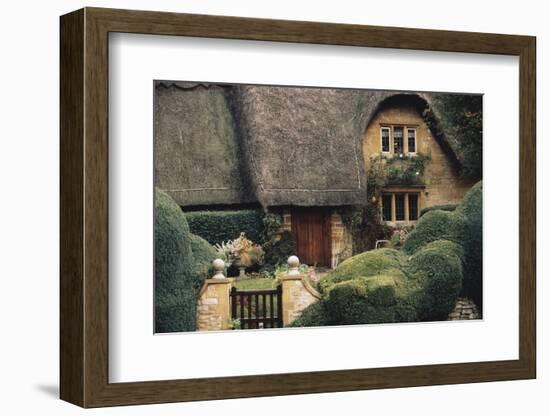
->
[196, 278, 234, 331]
[280, 275, 322, 326]
[330, 213, 353, 267]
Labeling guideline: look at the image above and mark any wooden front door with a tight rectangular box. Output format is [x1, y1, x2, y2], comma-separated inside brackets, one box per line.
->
[291, 208, 331, 267]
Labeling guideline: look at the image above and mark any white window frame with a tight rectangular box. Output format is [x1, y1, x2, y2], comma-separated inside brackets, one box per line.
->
[407, 127, 417, 155]
[380, 126, 391, 153]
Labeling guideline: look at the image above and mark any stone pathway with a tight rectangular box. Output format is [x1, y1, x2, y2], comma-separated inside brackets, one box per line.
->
[448, 298, 480, 320]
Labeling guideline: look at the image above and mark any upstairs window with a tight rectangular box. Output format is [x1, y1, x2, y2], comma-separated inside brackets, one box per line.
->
[381, 127, 390, 153]
[378, 124, 418, 155]
[393, 127, 404, 154]
[407, 128, 416, 153]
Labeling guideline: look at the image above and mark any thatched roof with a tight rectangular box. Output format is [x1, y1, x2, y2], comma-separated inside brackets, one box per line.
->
[154, 82, 472, 208]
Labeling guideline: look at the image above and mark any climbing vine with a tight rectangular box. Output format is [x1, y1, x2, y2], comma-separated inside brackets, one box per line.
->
[340, 153, 432, 253]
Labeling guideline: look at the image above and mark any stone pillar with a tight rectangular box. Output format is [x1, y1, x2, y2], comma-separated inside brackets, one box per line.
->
[196, 278, 235, 331]
[279, 257, 321, 326]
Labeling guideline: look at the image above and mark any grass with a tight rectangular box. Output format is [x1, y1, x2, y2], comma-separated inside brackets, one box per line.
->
[233, 277, 277, 290]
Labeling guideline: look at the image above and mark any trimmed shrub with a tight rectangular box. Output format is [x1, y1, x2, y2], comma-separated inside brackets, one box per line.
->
[155, 189, 196, 333]
[402, 210, 465, 254]
[318, 248, 406, 294]
[185, 209, 264, 245]
[189, 234, 217, 284]
[155, 190, 219, 333]
[455, 181, 482, 309]
[419, 204, 457, 218]
[407, 239, 464, 321]
[288, 302, 329, 327]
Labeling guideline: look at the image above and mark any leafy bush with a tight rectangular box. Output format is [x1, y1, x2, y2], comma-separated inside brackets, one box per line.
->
[155, 190, 218, 333]
[288, 302, 329, 327]
[455, 181, 482, 308]
[419, 204, 457, 218]
[155, 189, 196, 333]
[185, 209, 264, 246]
[189, 234, 217, 283]
[406, 240, 464, 321]
[318, 248, 406, 294]
[402, 210, 465, 254]
[261, 230, 296, 270]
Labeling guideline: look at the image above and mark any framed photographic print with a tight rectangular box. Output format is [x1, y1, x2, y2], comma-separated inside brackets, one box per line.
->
[60, 7, 536, 408]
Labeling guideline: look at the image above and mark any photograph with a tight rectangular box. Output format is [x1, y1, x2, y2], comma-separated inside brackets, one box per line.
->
[153, 81, 483, 333]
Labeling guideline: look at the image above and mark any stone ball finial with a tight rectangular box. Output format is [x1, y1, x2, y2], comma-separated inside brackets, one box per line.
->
[212, 258, 226, 279]
[287, 255, 300, 276]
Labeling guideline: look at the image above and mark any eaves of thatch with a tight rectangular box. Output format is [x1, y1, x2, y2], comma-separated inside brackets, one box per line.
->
[154, 82, 470, 209]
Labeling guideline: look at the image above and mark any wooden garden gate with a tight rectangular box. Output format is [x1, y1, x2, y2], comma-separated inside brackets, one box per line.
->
[230, 286, 283, 329]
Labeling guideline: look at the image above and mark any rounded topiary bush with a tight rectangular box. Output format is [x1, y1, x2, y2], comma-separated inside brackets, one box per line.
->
[419, 204, 458, 218]
[455, 181, 482, 309]
[407, 239, 464, 321]
[155, 189, 197, 333]
[324, 278, 395, 325]
[288, 302, 329, 327]
[402, 210, 465, 255]
[318, 248, 406, 294]
[189, 234, 218, 286]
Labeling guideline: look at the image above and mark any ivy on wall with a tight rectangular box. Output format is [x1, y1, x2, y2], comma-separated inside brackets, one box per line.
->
[340, 153, 432, 253]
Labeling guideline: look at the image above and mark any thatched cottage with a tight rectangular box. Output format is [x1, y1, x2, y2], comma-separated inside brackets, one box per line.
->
[154, 82, 479, 268]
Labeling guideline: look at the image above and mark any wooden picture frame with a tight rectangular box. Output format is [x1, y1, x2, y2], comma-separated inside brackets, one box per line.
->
[60, 7, 536, 408]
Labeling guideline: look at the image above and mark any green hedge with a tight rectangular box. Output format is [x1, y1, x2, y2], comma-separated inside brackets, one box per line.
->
[288, 302, 329, 327]
[155, 190, 218, 333]
[419, 204, 457, 218]
[406, 239, 464, 321]
[402, 210, 465, 254]
[185, 209, 264, 245]
[455, 181, 482, 308]
[318, 248, 405, 295]
[189, 234, 218, 284]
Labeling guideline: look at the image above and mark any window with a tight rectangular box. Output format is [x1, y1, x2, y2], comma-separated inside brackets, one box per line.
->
[382, 194, 392, 221]
[407, 128, 416, 153]
[381, 192, 420, 223]
[381, 127, 390, 152]
[378, 124, 418, 155]
[393, 127, 403, 154]
[395, 193, 405, 220]
[408, 194, 418, 220]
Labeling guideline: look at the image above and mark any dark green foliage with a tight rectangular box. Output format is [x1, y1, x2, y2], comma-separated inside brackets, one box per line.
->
[455, 182, 483, 309]
[189, 234, 217, 283]
[402, 210, 465, 254]
[185, 209, 264, 245]
[424, 94, 482, 179]
[407, 240, 464, 321]
[155, 189, 195, 333]
[385, 153, 431, 185]
[288, 302, 329, 327]
[262, 230, 296, 270]
[155, 190, 219, 333]
[419, 204, 458, 218]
